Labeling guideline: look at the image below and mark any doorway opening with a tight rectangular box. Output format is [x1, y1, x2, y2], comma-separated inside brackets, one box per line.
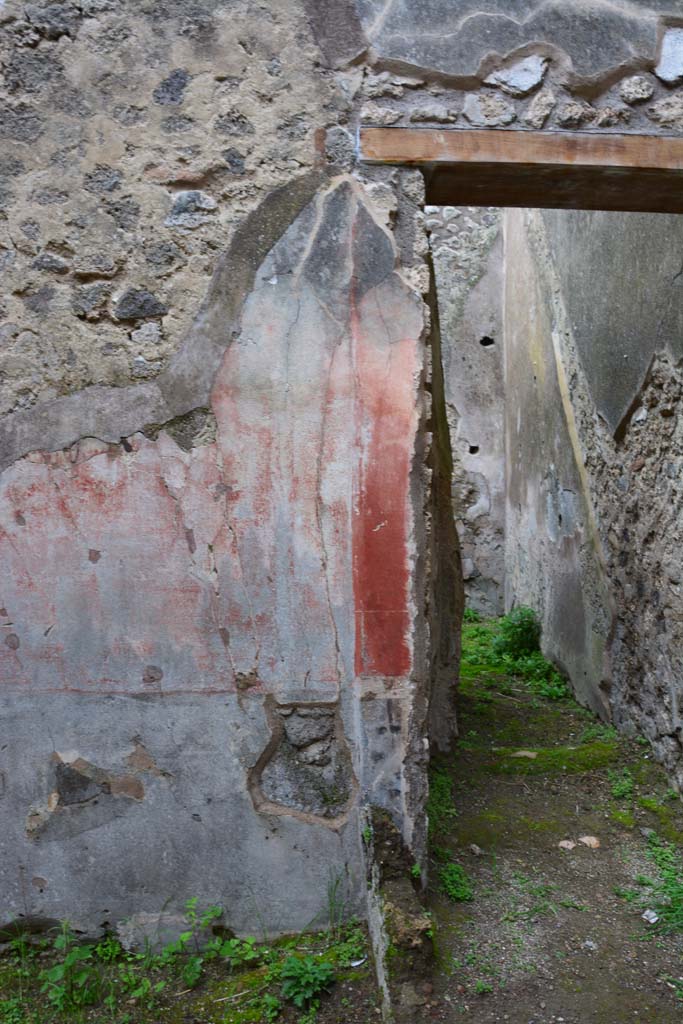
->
[420, 197, 683, 1020]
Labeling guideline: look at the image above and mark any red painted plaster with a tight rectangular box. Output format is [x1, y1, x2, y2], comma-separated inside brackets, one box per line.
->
[351, 283, 421, 679]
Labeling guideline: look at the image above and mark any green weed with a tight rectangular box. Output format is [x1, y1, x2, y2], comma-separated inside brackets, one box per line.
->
[281, 955, 334, 1010]
[439, 862, 473, 902]
[646, 833, 683, 931]
[611, 808, 636, 828]
[427, 762, 457, 839]
[328, 922, 366, 968]
[580, 722, 618, 743]
[39, 922, 102, 1013]
[0, 999, 26, 1024]
[461, 610, 569, 700]
[609, 768, 635, 800]
[614, 887, 640, 903]
[94, 934, 124, 964]
[157, 897, 223, 988]
[326, 871, 347, 941]
[492, 606, 540, 659]
[501, 650, 569, 700]
[258, 992, 282, 1021]
[494, 739, 618, 775]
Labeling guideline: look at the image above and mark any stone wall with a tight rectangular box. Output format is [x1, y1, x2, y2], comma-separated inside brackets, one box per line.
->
[504, 207, 683, 786]
[0, 0, 336, 420]
[503, 209, 613, 716]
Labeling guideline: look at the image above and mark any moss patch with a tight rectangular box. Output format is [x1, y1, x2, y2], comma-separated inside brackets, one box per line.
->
[638, 797, 683, 844]
[611, 807, 636, 829]
[488, 740, 619, 775]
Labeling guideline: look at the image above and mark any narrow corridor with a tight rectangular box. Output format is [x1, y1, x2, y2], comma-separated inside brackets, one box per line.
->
[423, 615, 683, 1023]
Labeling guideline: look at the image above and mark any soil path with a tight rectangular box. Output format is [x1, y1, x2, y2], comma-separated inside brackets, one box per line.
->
[422, 619, 683, 1024]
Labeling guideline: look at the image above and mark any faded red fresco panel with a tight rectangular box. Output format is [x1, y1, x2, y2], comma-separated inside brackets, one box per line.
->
[352, 281, 422, 678]
[0, 180, 424, 696]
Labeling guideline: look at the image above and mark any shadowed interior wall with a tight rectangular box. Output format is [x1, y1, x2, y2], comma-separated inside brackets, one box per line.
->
[429, 207, 505, 616]
[504, 208, 683, 788]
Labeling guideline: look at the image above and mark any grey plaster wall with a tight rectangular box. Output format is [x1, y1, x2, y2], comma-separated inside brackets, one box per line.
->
[356, 0, 677, 85]
[541, 210, 683, 436]
[429, 207, 506, 616]
[503, 209, 613, 716]
[1, 693, 364, 938]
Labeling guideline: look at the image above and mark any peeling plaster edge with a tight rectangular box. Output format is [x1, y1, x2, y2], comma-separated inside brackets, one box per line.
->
[365, 41, 656, 100]
[0, 170, 330, 476]
[304, 0, 669, 96]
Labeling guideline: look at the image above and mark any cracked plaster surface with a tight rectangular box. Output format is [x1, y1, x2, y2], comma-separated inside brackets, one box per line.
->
[0, 178, 425, 699]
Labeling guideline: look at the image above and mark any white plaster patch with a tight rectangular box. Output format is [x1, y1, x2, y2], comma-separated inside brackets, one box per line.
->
[56, 750, 80, 764]
[485, 55, 547, 97]
[656, 28, 683, 84]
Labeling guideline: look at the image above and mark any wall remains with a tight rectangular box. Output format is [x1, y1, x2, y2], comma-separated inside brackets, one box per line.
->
[348, 1, 683, 140]
[0, 0, 457, 939]
[503, 209, 613, 716]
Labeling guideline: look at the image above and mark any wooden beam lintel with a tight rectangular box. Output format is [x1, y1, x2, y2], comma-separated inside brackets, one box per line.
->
[359, 127, 683, 213]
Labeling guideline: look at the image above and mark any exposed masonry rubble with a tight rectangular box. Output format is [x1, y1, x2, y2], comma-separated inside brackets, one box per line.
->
[364, 808, 433, 1024]
[249, 702, 355, 823]
[599, 357, 683, 785]
[350, 9, 683, 137]
[427, 206, 505, 617]
[26, 741, 167, 841]
[0, 0, 335, 418]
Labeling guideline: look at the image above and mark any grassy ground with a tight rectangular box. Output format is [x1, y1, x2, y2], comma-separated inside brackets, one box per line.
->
[0, 916, 378, 1024]
[420, 613, 683, 1023]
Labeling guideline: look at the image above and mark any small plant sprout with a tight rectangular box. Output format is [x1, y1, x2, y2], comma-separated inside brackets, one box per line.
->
[440, 862, 474, 902]
[492, 606, 540, 658]
[281, 955, 335, 1010]
[608, 767, 634, 800]
[39, 922, 101, 1013]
